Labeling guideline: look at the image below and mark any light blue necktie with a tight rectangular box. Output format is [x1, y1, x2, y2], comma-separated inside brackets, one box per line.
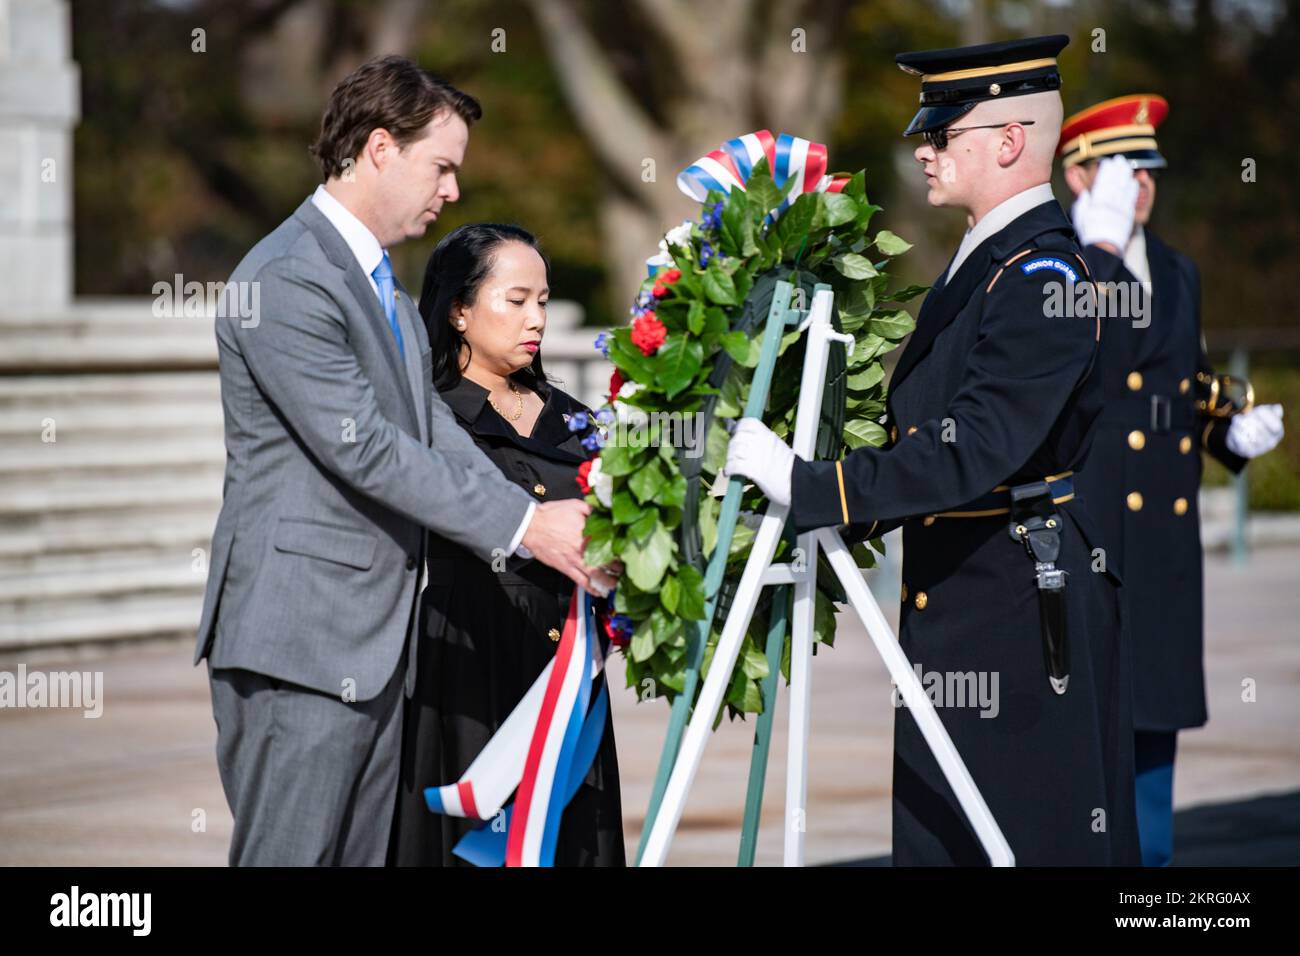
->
[371, 252, 406, 358]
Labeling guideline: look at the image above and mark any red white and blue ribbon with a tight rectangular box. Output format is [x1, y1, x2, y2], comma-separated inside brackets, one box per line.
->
[676, 129, 849, 218]
[423, 591, 609, 867]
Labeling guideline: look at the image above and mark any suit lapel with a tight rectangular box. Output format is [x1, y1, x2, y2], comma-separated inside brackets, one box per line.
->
[293, 198, 422, 435]
[393, 277, 429, 443]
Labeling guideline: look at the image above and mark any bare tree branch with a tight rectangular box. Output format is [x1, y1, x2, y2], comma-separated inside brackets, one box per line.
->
[526, 0, 671, 198]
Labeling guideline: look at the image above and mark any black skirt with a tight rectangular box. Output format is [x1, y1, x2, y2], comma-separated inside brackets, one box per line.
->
[390, 563, 626, 867]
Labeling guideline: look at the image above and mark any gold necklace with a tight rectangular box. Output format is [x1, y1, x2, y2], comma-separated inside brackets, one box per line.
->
[488, 380, 524, 421]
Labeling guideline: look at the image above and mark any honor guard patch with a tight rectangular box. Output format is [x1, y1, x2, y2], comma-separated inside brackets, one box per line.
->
[1020, 257, 1079, 282]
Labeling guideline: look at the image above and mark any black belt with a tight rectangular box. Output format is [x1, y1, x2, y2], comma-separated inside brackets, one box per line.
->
[1102, 394, 1196, 434]
[933, 472, 1075, 519]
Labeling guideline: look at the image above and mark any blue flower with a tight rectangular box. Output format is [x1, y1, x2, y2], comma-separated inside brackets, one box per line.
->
[594, 331, 610, 357]
[699, 241, 715, 268]
[594, 408, 616, 426]
[567, 410, 589, 432]
[581, 430, 605, 451]
[610, 614, 634, 639]
[700, 200, 724, 232]
[635, 290, 655, 310]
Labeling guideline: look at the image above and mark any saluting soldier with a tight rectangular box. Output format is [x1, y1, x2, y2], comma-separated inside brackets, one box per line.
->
[1060, 94, 1285, 866]
[724, 35, 1141, 866]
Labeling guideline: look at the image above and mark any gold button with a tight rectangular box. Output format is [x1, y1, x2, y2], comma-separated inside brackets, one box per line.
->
[1126, 371, 1143, 391]
[1179, 378, 1191, 394]
[1128, 430, 1146, 451]
[906, 425, 918, 436]
[1173, 497, 1189, 516]
[901, 583, 908, 603]
[914, 591, 928, 610]
[890, 426, 899, 443]
[547, 627, 561, 642]
[922, 515, 936, 526]
[1179, 436, 1193, 454]
[1126, 492, 1144, 512]
[533, 483, 547, 496]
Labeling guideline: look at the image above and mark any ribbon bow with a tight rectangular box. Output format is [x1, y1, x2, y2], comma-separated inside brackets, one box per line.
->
[676, 129, 850, 218]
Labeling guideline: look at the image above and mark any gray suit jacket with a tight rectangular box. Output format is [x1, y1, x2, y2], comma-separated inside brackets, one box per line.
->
[194, 197, 533, 701]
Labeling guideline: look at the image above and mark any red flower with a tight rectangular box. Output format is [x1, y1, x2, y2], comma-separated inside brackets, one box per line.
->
[576, 458, 593, 494]
[651, 268, 682, 299]
[631, 311, 667, 356]
[608, 368, 624, 403]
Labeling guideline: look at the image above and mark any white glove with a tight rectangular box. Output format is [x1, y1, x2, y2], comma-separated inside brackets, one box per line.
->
[722, 418, 794, 508]
[1072, 155, 1139, 251]
[1226, 403, 1285, 458]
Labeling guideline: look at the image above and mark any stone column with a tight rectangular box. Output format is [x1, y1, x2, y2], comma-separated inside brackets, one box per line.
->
[0, 0, 79, 315]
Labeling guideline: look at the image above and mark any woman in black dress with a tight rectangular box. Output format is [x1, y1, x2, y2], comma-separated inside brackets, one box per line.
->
[390, 223, 625, 866]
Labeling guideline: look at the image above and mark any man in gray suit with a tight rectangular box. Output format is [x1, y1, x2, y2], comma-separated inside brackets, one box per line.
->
[194, 56, 613, 865]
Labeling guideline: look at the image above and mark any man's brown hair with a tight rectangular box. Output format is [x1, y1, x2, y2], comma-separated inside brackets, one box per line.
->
[309, 55, 482, 180]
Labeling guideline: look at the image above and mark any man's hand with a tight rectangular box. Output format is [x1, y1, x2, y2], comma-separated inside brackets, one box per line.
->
[522, 499, 618, 598]
[1072, 155, 1139, 254]
[721, 418, 795, 507]
[1227, 403, 1285, 458]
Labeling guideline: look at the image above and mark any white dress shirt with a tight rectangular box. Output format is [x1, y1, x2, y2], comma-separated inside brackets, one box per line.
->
[310, 185, 535, 556]
[946, 182, 1057, 281]
[1123, 225, 1152, 285]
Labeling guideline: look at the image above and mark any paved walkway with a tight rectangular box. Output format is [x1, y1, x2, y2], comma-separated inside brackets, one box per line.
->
[2, 545, 1297, 866]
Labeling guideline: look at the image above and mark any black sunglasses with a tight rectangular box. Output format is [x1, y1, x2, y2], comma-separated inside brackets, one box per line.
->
[923, 120, 1036, 151]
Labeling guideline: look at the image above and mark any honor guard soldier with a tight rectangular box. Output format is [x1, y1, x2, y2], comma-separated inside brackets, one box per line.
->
[725, 35, 1141, 865]
[1061, 94, 1285, 866]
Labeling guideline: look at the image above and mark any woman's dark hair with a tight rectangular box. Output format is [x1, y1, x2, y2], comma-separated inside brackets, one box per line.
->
[419, 223, 551, 390]
[309, 55, 482, 180]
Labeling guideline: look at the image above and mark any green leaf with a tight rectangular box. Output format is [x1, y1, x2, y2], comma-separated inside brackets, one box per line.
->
[745, 167, 784, 219]
[660, 572, 681, 615]
[675, 564, 706, 620]
[624, 520, 673, 591]
[889, 283, 930, 303]
[656, 335, 704, 398]
[842, 418, 889, 449]
[874, 230, 913, 256]
[778, 194, 817, 255]
[739, 634, 771, 679]
[832, 253, 878, 280]
[847, 363, 885, 390]
[821, 192, 858, 227]
[628, 459, 667, 503]
[654, 472, 687, 508]
[629, 509, 659, 543]
[721, 189, 759, 258]
[687, 300, 705, 335]
[869, 309, 916, 340]
[630, 626, 656, 662]
[611, 489, 645, 525]
[702, 261, 738, 305]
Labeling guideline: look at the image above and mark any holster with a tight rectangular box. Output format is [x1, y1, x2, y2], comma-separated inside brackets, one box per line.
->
[1007, 480, 1070, 695]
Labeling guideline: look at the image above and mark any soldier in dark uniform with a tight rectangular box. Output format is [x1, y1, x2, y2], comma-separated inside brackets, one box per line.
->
[724, 35, 1141, 866]
[1060, 95, 1285, 866]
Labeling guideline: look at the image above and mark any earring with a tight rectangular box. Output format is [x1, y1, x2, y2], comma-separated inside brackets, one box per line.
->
[455, 320, 466, 330]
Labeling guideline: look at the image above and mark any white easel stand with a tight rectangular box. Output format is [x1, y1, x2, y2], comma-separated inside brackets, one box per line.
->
[638, 288, 1015, 867]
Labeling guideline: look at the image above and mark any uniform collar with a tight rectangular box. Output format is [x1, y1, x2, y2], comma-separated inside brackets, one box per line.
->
[946, 183, 1056, 280]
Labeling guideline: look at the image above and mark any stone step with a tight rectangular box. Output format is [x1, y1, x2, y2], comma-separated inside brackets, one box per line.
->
[0, 469, 223, 517]
[0, 593, 203, 651]
[0, 302, 217, 372]
[0, 509, 216, 562]
[0, 372, 220, 409]
[0, 402, 224, 436]
[0, 436, 227, 475]
[0, 552, 207, 604]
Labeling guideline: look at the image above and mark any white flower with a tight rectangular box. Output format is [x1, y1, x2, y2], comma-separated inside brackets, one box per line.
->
[618, 380, 643, 400]
[588, 456, 614, 508]
[663, 219, 694, 252]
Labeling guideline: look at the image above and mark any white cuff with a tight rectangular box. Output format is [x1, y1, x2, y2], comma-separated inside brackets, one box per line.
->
[510, 500, 537, 558]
